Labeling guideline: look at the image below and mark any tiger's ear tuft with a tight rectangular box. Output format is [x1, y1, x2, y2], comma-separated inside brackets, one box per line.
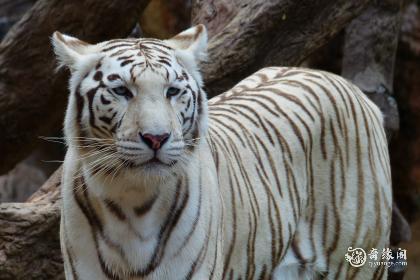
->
[165, 25, 207, 85]
[165, 24, 207, 62]
[51, 32, 93, 71]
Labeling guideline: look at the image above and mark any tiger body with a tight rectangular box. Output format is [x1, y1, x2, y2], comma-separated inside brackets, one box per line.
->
[54, 25, 392, 280]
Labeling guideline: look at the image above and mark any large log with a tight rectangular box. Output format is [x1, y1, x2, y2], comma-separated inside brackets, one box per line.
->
[340, 2, 411, 278]
[0, 168, 62, 279]
[0, 0, 37, 40]
[0, 0, 151, 175]
[342, 0, 402, 139]
[192, 0, 373, 97]
[391, 3, 420, 219]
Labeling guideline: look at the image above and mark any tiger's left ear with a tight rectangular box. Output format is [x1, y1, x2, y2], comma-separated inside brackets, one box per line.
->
[165, 24, 207, 62]
[51, 32, 96, 72]
[165, 25, 207, 84]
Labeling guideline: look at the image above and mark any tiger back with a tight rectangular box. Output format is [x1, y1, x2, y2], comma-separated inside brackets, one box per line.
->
[208, 66, 391, 279]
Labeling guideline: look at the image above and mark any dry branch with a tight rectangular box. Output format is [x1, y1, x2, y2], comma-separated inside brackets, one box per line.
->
[192, 0, 373, 97]
[0, 0, 151, 175]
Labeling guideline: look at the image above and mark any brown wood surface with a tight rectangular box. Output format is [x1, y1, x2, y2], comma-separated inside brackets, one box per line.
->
[192, 0, 373, 97]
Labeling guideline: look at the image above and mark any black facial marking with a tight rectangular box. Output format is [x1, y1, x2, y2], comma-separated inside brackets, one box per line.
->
[197, 89, 203, 115]
[101, 94, 111, 105]
[107, 74, 121, 81]
[95, 61, 102, 70]
[104, 199, 126, 221]
[110, 122, 118, 134]
[99, 112, 117, 125]
[102, 43, 134, 52]
[94, 71, 103, 81]
[117, 118, 123, 129]
[87, 86, 108, 136]
[182, 71, 189, 81]
[117, 54, 134, 61]
[157, 59, 171, 67]
[133, 195, 157, 216]
[99, 116, 112, 125]
[120, 60, 134, 67]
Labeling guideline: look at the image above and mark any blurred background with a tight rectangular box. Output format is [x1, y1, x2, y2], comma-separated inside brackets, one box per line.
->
[0, 0, 418, 279]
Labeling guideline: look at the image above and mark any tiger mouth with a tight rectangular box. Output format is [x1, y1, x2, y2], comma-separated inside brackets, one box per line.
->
[144, 158, 164, 165]
[121, 157, 178, 168]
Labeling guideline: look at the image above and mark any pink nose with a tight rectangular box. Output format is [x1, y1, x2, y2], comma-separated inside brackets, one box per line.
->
[140, 133, 170, 150]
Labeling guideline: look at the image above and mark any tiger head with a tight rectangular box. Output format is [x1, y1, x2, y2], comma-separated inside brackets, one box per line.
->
[52, 25, 208, 180]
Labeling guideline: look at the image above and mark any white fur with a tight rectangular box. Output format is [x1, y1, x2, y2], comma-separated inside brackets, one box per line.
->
[55, 26, 392, 280]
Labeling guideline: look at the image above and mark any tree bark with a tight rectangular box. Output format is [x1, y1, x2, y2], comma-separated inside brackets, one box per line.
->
[342, 0, 402, 139]
[0, 0, 151, 175]
[391, 2, 420, 221]
[0, 167, 62, 280]
[0, 0, 37, 39]
[192, 0, 373, 97]
[340, 2, 412, 278]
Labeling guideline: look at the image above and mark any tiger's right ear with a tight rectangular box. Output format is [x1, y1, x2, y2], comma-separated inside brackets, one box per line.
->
[51, 32, 94, 71]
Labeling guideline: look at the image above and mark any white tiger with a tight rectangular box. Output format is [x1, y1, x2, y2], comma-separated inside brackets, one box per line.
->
[52, 25, 392, 280]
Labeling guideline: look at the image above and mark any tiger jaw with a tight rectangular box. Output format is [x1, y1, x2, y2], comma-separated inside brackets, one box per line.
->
[115, 137, 185, 170]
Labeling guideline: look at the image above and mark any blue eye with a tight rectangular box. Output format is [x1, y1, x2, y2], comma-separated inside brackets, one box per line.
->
[112, 86, 133, 99]
[166, 87, 180, 98]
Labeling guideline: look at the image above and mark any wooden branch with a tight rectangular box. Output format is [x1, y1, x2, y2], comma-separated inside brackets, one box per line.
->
[0, 167, 62, 279]
[192, 0, 373, 97]
[390, 3, 420, 221]
[0, 0, 151, 175]
[0, 0, 37, 39]
[342, 0, 402, 138]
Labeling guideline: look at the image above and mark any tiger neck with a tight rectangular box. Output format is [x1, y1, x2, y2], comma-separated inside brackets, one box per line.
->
[77, 145, 203, 222]
[68, 140, 221, 276]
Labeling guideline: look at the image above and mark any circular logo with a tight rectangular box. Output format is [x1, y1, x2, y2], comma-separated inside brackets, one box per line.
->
[345, 247, 367, 267]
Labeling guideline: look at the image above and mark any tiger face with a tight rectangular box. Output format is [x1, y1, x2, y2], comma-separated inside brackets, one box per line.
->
[53, 25, 208, 178]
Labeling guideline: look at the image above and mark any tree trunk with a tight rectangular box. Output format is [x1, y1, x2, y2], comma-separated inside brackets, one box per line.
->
[391, 2, 420, 221]
[341, 0, 402, 139]
[340, 2, 412, 278]
[0, 0, 37, 39]
[0, 0, 151, 175]
[0, 167, 62, 279]
[192, 0, 373, 97]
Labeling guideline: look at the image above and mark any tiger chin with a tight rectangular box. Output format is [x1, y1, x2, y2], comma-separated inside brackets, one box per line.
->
[54, 25, 392, 280]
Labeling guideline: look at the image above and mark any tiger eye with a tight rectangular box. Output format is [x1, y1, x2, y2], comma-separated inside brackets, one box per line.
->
[112, 86, 133, 100]
[166, 87, 180, 98]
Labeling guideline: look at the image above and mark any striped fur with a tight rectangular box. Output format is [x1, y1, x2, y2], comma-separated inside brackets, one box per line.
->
[54, 25, 392, 279]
